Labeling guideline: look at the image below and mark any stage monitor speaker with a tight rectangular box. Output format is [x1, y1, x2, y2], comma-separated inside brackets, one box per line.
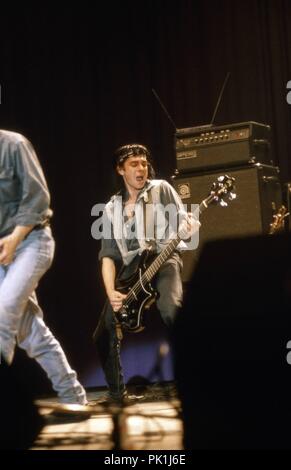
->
[173, 233, 291, 449]
[0, 355, 44, 449]
[172, 163, 283, 282]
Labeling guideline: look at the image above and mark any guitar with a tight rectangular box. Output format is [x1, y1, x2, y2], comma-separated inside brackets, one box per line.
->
[115, 175, 236, 333]
[269, 205, 289, 234]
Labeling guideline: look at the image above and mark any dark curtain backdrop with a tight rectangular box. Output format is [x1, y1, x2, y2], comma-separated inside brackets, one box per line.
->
[1, 0, 291, 391]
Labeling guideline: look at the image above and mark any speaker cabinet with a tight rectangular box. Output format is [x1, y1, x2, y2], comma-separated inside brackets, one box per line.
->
[174, 233, 291, 449]
[0, 355, 44, 449]
[172, 164, 282, 282]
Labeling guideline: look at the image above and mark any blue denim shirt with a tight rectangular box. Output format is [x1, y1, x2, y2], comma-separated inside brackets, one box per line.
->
[0, 130, 52, 237]
[99, 179, 189, 266]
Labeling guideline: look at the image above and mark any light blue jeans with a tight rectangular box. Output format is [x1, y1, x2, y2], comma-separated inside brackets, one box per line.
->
[0, 227, 87, 404]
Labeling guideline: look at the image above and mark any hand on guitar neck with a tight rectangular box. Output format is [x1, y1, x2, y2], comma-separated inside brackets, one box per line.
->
[179, 212, 201, 240]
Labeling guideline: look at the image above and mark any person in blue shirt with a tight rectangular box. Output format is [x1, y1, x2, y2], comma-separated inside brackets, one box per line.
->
[0, 129, 87, 405]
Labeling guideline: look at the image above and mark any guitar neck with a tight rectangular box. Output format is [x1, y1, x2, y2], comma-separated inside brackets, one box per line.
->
[199, 194, 215, 215]
[143, 237, 181, 282]
[129, 175, 234, 296]
[143, 196, 213, 283]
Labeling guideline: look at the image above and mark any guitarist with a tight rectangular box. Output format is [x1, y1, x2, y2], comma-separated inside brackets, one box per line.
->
[94, 143, 199, 403]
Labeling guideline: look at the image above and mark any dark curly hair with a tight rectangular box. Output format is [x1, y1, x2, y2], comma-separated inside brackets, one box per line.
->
[114, 144, 151, 165]
[114, 143, 155, 177]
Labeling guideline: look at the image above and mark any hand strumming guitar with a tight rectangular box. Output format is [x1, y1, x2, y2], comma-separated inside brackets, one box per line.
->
[108, 289, 127, 312]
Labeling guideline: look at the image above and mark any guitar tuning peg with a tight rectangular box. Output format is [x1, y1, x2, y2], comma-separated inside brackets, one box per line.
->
[219, 199, 228, 207]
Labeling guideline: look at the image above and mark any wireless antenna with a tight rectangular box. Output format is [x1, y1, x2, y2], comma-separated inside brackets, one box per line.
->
[152, 88, 177, 131]
[210, 71, 230, 126]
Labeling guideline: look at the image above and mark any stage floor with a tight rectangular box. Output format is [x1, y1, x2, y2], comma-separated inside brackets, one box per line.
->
[32, 382, 183, 450]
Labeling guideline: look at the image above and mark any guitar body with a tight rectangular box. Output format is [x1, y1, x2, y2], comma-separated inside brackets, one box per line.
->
[115, 250, 158, 332]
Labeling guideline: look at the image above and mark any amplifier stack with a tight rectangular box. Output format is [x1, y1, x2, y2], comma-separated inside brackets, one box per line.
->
[172, 121, 283, 282]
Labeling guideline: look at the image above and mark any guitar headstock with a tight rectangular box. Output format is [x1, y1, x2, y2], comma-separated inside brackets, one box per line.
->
[208, 174, 236, 207]
[178, 174, 237, 239]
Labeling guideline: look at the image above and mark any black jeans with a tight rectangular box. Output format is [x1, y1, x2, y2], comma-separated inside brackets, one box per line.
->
[94, 253, 183, 398]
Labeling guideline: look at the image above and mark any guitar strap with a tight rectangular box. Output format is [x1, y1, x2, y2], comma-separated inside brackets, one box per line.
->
[143, 186, 158, 249]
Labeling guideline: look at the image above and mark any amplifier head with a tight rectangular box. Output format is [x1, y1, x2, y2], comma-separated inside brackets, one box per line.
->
[175, 121, 272, 172]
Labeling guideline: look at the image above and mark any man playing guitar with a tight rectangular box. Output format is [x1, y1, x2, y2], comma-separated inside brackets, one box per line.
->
[93, 143, 198, 404]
